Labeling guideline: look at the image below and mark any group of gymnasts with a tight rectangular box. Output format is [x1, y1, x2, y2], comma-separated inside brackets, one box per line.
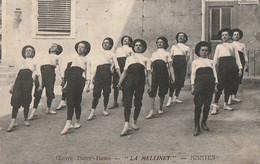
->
[7, 27, 248, 137]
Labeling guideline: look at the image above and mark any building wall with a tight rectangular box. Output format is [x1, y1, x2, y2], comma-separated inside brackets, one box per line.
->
[235, 4, 260, 76]
[205, 1, 260, 76]
[2, 0, 259, 75]
[2, 0, 201, 65]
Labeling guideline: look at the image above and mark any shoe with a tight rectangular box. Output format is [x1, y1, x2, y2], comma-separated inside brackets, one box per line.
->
[165, 98, 172, 107]
[109, 102, 119, 109]
[61, 120, 72, 135]
[211, 103, 219, 108]
[13, 122, 19, 127]
[132, 123, 139, 130]
[211, 104, 219, 115]
[28, 108, 39, 120]
[201, 122, 209, 131]
[120, 123, 129, 136]
[193, 128, 200, 136]
[224, 105, 234, 111]
[173, 97, 183, 103]
[146, 110, 154, 119]
[24, 121, 31, 126]
[7, 119, 16, 132]
[103, 109, 109, 116]
[87, 109, 95, 121]
[74, 120, 81, 129]
[193, 121, 200, 136]
[158, 109, 164, 114]
[232, 97, 242, 102]
[46, 108, 57, 115]
[56, 100, 66, 110]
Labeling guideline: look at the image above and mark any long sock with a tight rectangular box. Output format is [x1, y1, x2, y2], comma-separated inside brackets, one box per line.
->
[150, 97, 155, 110]
[92, 97, 99, 109]
[159, 98, 164, 110]
[114, 89, 119, 103]
[194, 106, 201, 127]
[124, 108, 131, 122]
[169, 88, 174, 97]
[224, 93, 230, 103]
[103, 94, 109, 109]
[12, 106, 20, 119]
[23, 106, 30, 118]
[75, 105, 81, 120]
[202, 105, 210, 123]
[134, 107, 141, 121]
[67, 106, 74, 120]
[214, 92, 221, 104]
[61, 91, 67, 101]
[47, 98, 53, 108]
[33, 97, 40, 109]
[175, 88, 181, 97]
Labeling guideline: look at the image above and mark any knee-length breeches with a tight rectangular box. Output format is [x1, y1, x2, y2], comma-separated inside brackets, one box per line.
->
[149, 60, 169, 98]
[11, 69, 33, 108]
[66, 67, 85, 107]
[193, 67, 215, 107]
[123, 63, 145, 122]
[33, 65, 56, 108]
[171, 55, 187, 88]
[217, 56, 239, 95]
[92, 64, 112, 108]
[123, 63, 145, 110]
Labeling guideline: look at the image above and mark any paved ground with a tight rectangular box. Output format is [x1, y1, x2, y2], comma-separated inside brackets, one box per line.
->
[0, 83, 260, 164]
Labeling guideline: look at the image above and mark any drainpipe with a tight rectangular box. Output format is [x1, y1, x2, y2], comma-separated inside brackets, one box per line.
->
[1, 0, 7, 65]
[201, 0, 206, 41]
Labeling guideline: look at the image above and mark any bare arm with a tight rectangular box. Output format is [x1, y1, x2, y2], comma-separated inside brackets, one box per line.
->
[146, 70, 152, 91]
[168, 61, 175, 83]
[213, 46, 220, 70]
[112, 56, 121, 77]
[243, 44, 249, 69]
[83, 61, 91, 92]
[118, 69, 126, 88]
[233, 47, 243, 76]
[33, 63, 42, 92]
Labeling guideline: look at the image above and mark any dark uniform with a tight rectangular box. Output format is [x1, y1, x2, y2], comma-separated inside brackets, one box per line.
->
[213, 43, 242, 104]
[149, 49, 170, 99]
[191, 58, 217, 132]
[33, 65, 56, 108]
[91, 50, 119, 110]
[123, 53, 151, 122]
[232, 41, 248, 95]
[33, 54, 61, 109]
[169, 43, 190, 99]
[11, 58, 37, 119]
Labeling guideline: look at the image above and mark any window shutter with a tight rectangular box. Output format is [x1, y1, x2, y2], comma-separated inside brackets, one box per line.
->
[38, 0, 71, 34]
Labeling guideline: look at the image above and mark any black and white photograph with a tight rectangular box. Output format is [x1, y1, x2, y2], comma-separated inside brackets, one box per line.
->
[0, 0, 260, 163]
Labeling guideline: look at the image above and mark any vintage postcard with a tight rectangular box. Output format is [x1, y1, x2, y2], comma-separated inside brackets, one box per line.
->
[0, 0, 260, 163]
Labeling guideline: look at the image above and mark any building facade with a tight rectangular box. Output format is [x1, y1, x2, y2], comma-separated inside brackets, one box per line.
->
[0, 0, 259, 75]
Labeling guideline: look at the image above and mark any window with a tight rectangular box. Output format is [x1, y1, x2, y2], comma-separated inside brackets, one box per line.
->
[32, 0, 75, 38]
[209, 7, 232, 41]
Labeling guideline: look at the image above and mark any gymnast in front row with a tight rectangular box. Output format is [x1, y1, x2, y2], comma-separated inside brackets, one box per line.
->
[60, 41, 91, 135]
[7, 45, 41, 132]
[117, 39, 151, 136]
[191, 41, 218, 136]
[146, 37, 175, 119]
